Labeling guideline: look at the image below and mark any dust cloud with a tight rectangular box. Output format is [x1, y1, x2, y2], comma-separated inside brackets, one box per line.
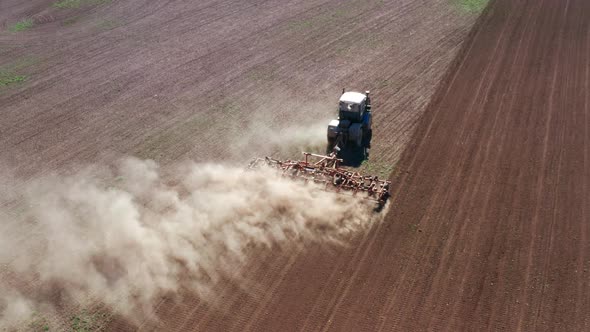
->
[230, 120, 332, 159]
[0, 157, 378, 328]
[222, 88, 338, 160]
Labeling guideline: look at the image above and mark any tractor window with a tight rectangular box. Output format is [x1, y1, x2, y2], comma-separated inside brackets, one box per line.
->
[339, 102, 347, 112]
[340, 102, 359, 113]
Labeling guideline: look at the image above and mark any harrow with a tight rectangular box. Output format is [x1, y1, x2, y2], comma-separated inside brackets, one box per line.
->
[248, 152, 391, 206]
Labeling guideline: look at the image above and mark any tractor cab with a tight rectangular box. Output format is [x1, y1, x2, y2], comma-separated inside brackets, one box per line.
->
[338, 91, 368, 122]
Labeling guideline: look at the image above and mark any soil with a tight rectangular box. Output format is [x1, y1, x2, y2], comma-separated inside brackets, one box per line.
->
[105, 0, 588, 330]
[0, 0, 473, 176]
[141, 0, 590, 330]
[6, 0, 586, 331]
[1, 1, 474, 328]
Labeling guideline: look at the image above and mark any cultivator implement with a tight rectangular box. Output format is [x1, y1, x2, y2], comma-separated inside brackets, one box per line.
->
[248, 152, 391, 206]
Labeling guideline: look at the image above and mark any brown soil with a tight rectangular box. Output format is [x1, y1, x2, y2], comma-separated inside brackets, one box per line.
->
[140, 0, 590, 331]
[0, 0, 473, 176]
[1, 1, 474, 327]
[12, 0, 589, 331]
[106, 0, 589, 330]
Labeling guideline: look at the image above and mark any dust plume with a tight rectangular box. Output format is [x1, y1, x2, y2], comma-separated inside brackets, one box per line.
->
[0, 157, 379, 328]
[230, 120, 332, 159]
[221, 87, 338, 160]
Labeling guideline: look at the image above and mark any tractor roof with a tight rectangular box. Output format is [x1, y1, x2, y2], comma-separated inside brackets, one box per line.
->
[339, 91, 366, 104]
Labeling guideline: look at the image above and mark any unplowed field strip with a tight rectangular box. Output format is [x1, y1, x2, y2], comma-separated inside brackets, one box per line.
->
[0, 0, 474, 175]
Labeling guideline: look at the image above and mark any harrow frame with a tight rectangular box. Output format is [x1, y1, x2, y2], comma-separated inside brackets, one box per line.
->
[248, 152, 391, 205]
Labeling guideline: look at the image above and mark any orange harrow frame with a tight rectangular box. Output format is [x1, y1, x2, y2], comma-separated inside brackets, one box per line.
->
[248, 152, 391, 205]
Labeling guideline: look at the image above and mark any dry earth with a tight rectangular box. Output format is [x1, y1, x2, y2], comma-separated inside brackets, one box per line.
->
[0, 0, 508, 330]
[1, 0, 475, 175]
[148, 0, 590, 331]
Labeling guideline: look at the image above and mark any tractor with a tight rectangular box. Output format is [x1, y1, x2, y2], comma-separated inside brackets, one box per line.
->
[327, 89, 372, 162]
[247, 89, 391, 208]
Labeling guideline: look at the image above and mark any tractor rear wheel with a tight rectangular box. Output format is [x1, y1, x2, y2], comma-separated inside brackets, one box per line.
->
[362, 129, 372, 148]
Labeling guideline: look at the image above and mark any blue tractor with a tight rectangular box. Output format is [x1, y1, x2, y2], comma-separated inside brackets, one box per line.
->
[327, 89, 372, 160]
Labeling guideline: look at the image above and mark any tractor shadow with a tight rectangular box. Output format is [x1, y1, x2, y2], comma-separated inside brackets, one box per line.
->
[336, 146, 368, 168]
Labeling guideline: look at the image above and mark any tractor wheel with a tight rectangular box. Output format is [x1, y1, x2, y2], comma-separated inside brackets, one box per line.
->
[356, 133, 363, 147]
[364, 129, 373, 148]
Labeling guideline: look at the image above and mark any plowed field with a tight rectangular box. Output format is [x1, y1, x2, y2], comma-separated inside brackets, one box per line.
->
[5, 0, 588, 331]
[146, 0, 589, 331]
[1, 0, 477, 330]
